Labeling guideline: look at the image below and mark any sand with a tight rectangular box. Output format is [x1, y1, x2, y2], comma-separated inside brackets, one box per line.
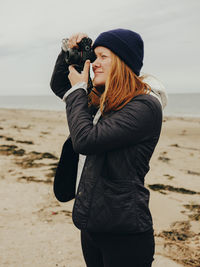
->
[0, 108, 200, 267]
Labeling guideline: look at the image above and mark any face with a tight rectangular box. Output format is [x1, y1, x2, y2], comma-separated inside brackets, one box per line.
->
[92, 46, 112, 88]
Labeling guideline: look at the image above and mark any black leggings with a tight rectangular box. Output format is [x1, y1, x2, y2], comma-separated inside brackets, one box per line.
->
[81, 229, 155, 267]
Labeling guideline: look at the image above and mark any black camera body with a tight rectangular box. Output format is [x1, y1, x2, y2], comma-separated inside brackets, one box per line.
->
[64, 37, 96, 72]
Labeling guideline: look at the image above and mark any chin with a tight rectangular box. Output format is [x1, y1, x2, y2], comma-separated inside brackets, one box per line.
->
[93, 78, 105, 88]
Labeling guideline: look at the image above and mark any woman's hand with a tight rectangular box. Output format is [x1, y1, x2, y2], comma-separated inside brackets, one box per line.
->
[67, 33, 90, 87]
[67, 32, 88, 48]
[68, 60, 90, 87]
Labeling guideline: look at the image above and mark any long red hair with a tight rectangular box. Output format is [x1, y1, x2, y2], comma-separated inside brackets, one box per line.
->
[88, 51, 151, 115]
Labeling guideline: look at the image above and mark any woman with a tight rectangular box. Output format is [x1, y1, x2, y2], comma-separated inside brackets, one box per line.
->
[50, 29, 167, 267]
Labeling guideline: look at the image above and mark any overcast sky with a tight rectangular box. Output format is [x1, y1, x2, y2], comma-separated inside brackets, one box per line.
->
[0, 0, 199, 95]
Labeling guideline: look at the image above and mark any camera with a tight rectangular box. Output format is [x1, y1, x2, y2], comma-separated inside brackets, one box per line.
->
[64, 37, 96, 72]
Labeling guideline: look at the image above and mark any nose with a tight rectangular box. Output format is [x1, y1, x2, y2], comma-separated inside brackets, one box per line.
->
[92, 57, 100, 68]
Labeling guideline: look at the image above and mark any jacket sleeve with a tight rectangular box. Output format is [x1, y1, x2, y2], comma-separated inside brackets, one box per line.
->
[65, 89, 162, 155]
[50, 50, 71, 99]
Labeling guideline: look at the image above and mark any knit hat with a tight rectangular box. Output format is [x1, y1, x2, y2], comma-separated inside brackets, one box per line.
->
[93, 29, 144, 76]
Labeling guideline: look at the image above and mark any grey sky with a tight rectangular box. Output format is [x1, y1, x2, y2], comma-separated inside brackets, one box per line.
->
[0, 0, 199, 95]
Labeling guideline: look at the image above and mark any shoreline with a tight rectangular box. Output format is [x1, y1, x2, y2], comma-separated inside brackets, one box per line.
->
[0, 108, 200, 266]
[1, 107, 200, 120]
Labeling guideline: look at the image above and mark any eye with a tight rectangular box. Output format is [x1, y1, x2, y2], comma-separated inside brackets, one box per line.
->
[101, 54, 107, 59]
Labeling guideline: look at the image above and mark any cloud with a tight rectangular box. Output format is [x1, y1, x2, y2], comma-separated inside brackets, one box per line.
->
[0, 0, 200, 95]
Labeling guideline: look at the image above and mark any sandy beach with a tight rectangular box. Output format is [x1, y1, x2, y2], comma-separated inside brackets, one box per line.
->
[0, 108, 199, 267]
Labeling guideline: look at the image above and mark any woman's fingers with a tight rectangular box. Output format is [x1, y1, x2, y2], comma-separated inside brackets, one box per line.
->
[70, 35, 78, 47]
[68, 65, 78, 86]
[68, 33, 88, 48]
[68, 60, 90, 87]
[77, 33, 88, 43]
[83, 60, 90, 81]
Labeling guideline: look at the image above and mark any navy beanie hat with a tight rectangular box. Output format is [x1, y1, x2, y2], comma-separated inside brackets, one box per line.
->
[93, 28, 144, 76]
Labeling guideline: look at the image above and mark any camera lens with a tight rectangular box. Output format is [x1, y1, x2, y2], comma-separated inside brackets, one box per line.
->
[85, 45, 90, 51]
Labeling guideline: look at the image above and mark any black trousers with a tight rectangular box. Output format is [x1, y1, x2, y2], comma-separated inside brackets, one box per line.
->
[81, 228, 155, 267]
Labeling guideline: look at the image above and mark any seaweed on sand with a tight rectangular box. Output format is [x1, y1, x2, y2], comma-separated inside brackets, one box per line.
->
[18, 176, 52, 184]
[159, 221, 193, 242]
[45, 166, 57, 178]
[28, 151, 58, 160]
[157, 221, 200, 266]
[158, 156, 171, 163]
[183, 204, 200, 221]
[148, 184, 200, 195]
[16, 140, 34, 145]
[0, 145, 25, 156]
[15, 152, 58, 168]
[170, 143, 200, 152]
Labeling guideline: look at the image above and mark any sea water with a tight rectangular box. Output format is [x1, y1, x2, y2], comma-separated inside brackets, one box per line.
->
[0, 93, 200, 117]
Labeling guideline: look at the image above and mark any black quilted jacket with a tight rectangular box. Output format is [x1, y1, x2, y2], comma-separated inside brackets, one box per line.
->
[50, 51, 163, 233]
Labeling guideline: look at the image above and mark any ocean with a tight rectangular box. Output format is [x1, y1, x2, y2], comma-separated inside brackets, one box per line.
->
[0, 93, 200, 117]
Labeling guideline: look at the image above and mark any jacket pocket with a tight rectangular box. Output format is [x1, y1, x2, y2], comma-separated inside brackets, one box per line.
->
[103, 179, 135, 210]
[86, 178, 139, 233]
[72, 177, 96, 229]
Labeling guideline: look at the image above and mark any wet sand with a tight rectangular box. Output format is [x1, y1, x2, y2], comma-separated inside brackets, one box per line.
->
[0, 108, 200, 266]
